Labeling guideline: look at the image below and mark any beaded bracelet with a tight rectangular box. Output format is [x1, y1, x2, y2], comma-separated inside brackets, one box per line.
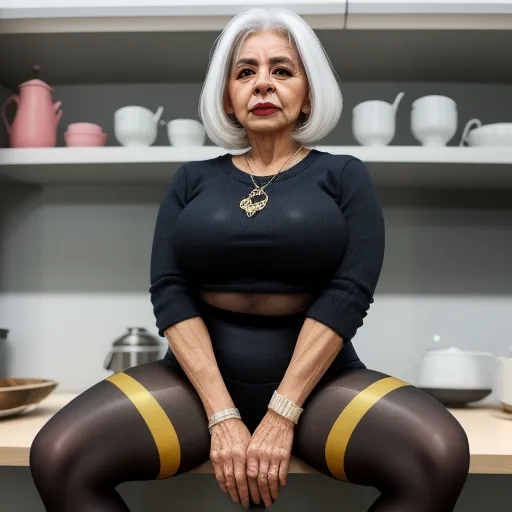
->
[268, 390, 303, 424]
[208, 407, 241, 434]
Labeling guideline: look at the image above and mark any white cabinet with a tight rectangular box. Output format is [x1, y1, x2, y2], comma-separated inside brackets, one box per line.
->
[0, 0, 346, 28]
[348, 0, 512, 14]
[346, 0, 512, 28]
[0, 1, 346, 33]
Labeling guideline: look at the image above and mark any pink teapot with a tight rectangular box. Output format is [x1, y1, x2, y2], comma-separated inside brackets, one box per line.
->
[2, 77, 62, 148]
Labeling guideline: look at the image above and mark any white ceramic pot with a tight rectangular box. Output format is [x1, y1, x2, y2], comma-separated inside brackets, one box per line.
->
[418, 347, 494, 390]
[411, 95, 458, 147]
[167, 119, 205, 146]
[114, 105, 164, 147]
[352, 92, 405, 147]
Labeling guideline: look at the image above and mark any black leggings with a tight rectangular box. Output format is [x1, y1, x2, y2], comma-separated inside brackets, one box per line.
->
[30, 300, 470, 511]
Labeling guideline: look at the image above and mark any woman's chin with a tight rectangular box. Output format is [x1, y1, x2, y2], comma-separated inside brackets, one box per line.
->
[246, 120, 290, 134]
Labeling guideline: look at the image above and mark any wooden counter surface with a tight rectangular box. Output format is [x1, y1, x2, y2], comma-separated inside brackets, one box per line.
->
[1, 393, 511, 475]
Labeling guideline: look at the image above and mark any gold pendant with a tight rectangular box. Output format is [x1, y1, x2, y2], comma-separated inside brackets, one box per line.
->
[240, 187, 268, 217]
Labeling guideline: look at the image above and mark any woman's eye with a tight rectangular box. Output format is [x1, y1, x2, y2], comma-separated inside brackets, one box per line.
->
[237, 67, 292, 78]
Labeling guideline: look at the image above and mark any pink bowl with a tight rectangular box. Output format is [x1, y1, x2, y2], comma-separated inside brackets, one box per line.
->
[67, 123, 103, 135]
[64, 131, 107, 147]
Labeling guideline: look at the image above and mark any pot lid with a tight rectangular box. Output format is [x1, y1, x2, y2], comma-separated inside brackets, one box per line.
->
[19, 78, 51, 90]
[112, 327, 160, 346]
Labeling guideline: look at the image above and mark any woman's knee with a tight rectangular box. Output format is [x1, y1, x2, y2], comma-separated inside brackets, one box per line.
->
[413, 412, 470, 486]
[30, 418, 74, 487]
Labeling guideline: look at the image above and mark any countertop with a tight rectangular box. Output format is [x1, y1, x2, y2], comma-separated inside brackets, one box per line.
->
[1, 393, 512, 474]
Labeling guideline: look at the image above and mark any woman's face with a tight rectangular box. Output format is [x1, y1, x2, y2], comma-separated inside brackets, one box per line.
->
[224, 30, 311, 137]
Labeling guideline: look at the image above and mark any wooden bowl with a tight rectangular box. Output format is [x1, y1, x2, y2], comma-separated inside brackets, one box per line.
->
[0, 378, 59, 419]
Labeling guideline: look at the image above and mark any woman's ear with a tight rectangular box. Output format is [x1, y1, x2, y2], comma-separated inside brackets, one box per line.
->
[223, 91, 234, 115]
[302, 93, 311, 115]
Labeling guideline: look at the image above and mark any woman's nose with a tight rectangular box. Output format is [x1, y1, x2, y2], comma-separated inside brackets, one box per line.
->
[253, 74, 275, 95]
[254, 83, 275, 96]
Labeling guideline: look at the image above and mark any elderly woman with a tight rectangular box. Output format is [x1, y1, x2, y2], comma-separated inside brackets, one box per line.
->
[30, 7, 470, 512]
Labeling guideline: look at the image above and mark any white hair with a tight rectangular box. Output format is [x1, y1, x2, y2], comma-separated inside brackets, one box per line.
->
[198, 8, 343, 150]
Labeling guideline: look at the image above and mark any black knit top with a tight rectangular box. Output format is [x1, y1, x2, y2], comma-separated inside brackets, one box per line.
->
[149, 149, 385, 341]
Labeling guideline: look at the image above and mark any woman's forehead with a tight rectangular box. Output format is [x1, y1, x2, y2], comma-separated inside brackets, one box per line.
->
[234, 33, 300, 67]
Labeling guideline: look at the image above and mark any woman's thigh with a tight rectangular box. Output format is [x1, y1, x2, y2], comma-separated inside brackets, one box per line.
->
[293, 368, 470, 497]
[30, 359, 210, 488]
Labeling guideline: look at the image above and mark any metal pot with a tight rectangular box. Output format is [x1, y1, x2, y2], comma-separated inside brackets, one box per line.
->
[104, 327, 163, 374]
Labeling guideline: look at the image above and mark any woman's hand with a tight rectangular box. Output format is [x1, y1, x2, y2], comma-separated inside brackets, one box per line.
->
[246, 410, 295, 508]
[210, 418, 252, 509]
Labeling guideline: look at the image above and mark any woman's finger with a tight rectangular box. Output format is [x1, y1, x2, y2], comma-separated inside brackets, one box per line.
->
[279, 451, 290, 487]
[211, 459, 228, 493]
[257, 456, 272, 508]
[210, 444, 227, 493]
[246, 448, 261, 505]
[232, 447, 250, 509]
[268, 458, 281, 500]
[223, 456, 240, 504]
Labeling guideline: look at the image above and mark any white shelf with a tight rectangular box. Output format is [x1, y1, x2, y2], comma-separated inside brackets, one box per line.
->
[0, 1, 346, 31]
[347, 0, 512, 15]
[1, 145, 512, 188]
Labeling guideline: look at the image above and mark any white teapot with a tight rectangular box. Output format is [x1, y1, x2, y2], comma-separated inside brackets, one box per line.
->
[497, 346, 512, 413]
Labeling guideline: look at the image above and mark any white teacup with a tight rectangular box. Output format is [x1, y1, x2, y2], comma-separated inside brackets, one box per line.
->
[352, 100, 397, 146]
[114, 106, 163, 147]
[167, 119, 205, 146]
[411, 95, 457, 147]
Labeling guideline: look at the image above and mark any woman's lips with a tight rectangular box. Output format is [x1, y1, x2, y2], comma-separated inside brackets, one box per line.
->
[251, 107, 280, 116]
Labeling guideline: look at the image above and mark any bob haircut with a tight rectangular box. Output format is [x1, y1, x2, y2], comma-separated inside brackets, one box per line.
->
[198, 8, 343, 150]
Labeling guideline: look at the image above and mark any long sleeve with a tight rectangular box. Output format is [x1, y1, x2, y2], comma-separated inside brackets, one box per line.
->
[149, 163, 202, 337]
[304, 157, 385, 341]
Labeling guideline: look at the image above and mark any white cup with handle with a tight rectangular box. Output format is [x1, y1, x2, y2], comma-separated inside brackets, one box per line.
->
[114, 105, 164, 147]
[352, 92, 405, 146]
[167, 119, 206, 146]
[411, 95, 458, 147]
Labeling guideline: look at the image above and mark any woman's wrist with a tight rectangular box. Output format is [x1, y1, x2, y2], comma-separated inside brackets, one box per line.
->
[268, 390, 303, 424]
[208, 407, 242, 433]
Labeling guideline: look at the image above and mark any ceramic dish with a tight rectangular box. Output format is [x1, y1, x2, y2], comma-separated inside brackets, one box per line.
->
[460, 120, 512, 146]
[0, 377, 59, 419]
[64, 131, 107, 147]
[419, 387, 492, 408]
[67, 122, 103, 134]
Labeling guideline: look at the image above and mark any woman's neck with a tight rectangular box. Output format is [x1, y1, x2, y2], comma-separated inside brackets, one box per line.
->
[244, 136, 303, 175]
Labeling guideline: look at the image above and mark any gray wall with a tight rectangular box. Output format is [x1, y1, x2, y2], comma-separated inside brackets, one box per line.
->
[1, 81, 512, 510]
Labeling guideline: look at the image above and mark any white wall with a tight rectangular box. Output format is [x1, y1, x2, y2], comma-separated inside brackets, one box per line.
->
[1, 81, 512, 400]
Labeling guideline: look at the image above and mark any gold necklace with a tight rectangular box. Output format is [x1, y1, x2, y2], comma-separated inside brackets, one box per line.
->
[239, 146, 304, 217]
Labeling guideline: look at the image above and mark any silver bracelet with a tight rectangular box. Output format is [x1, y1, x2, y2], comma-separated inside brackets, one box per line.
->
[268, 390, 303, 424]
[208, 407, 241, 434]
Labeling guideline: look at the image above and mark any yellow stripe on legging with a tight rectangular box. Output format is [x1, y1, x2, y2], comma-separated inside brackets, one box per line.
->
[106, 372, 181, 479]
[325, 376, 410, 482]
